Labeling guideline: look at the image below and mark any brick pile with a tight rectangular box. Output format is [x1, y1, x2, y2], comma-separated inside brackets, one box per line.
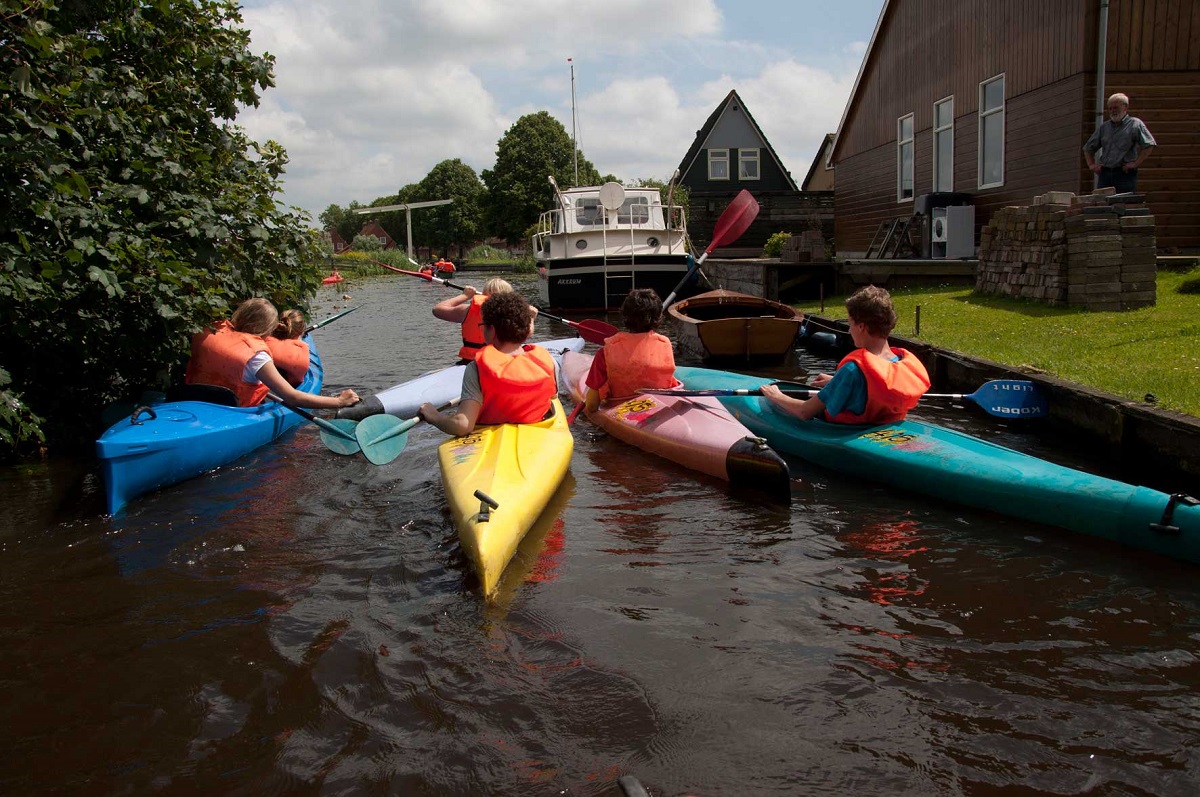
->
[976, 188, 1156, 310]
[780, 230, 829, 263]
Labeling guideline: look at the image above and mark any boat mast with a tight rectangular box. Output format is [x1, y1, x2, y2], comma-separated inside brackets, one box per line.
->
[569, 57, 578, 186]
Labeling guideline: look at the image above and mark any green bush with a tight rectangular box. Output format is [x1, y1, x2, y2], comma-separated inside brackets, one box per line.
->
[0, 368, 45, 455]
[0, 0, 322, 455]
[762, 231, 793, 258]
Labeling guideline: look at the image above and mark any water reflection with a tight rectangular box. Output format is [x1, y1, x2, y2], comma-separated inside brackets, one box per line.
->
[3, 273, 1200, 794]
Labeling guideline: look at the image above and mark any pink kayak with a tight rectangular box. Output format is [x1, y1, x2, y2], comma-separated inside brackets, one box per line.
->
[562, 350, 790, 495]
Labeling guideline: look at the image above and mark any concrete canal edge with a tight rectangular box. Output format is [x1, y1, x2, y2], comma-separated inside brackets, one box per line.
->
[805, 315, 1200, 488]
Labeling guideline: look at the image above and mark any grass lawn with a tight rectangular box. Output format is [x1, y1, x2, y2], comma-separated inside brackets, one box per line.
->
[792, 267, 1200, 418]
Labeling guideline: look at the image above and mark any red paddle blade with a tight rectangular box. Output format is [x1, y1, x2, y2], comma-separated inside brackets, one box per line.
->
[704, 189, 759, 255]
[574, 319, 618, 345]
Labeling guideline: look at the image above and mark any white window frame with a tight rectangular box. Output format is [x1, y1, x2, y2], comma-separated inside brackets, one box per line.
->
[738, 148, 760, 180]
[708, 148, 729, 181]
[978, 74, 1005, 189]
[897, 113, 914, 202]
[933, 96, 954, 192]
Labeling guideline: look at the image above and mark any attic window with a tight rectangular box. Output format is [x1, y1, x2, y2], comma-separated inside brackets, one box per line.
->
[739, 148, 760, 180]
[708, 149, 730, 180]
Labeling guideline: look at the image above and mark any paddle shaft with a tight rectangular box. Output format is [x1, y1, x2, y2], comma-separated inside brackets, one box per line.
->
[380, 260, 616, 344]
[363, 399, 460, 447]
[663, 189, 760, 306]
[639, 379, 1046, 419]
[267, 393, 357, 440]
[305, 305, 361, 334]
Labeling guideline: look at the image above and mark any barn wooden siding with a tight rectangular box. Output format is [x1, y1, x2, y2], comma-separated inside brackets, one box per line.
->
[833, 0, 1199, 255]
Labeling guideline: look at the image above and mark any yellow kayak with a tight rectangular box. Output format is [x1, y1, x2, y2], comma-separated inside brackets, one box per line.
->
[437, 398, 573, 596]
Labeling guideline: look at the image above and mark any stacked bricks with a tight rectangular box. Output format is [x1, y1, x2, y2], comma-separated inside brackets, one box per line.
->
[1065, 188, 1156, 310]
[780, 230, 830, 263]
[977, 189, 1156, 310]
[977, 195, 1070, 303]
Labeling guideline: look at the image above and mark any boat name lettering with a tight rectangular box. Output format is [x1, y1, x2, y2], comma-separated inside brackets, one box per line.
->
[860, 429, 916, 446]
[557, 278, 582, 285]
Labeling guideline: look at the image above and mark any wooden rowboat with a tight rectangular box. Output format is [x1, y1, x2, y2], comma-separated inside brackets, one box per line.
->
[667, 289, 804, 363]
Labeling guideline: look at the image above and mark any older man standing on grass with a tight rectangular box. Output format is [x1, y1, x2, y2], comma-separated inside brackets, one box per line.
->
[1083, 92, 1156, 194]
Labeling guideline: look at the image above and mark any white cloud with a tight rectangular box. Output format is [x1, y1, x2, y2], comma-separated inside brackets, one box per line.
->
[235, 0, 859, 221]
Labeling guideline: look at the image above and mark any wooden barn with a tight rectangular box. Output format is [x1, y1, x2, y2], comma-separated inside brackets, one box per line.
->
[831, 0, 1200, 257]
[677, 90, 833, 255]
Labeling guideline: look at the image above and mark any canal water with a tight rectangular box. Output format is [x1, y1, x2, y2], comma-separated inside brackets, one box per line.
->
[3, 272, 1198, 796]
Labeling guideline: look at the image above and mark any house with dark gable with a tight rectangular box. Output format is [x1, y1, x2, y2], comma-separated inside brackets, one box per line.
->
[356, 221, 396, 250]
[831, 0, 1200, 257]
[677, 90, 833, 255]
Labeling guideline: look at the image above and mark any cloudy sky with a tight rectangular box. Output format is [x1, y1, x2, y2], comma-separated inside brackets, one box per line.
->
[236, 0, 883, 223]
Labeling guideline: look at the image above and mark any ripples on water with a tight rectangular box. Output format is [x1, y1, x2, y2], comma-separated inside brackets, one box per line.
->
[2, 273, 1198, 795]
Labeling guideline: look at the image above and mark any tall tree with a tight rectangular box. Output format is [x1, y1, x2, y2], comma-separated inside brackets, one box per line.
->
[319, 202, 362, 243]
[411, 159, 484, 257]
[481, 111, 600, 243]
[0, 0, 322, 453]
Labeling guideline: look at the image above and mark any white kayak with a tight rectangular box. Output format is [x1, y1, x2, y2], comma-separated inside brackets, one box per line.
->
[336, 336, 586, 421]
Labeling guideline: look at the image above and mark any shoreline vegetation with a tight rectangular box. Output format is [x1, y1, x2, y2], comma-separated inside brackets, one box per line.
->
[792, 266, 1200, 418]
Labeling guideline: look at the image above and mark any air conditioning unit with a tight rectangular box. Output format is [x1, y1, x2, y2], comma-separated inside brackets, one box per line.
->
[930, 206, 975, 259]
[931, 210, 949, 243]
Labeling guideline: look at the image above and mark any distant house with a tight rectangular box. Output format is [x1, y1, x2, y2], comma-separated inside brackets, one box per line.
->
[831, 0, 1200, 256]
[324, 228, 349, 254]
[801, 133, 836, 192]
[677, 90, 833, 255]
[357, 221, 396, 250]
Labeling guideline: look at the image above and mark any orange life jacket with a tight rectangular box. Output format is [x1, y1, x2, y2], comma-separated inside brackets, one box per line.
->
[185, 320, 271, 407]
[826, 347, 931, 424]
[600, 331, 679, 399]
[458, 294, 487, 361]
[475, 344, 557, 425]
[265, 337, 311, 386]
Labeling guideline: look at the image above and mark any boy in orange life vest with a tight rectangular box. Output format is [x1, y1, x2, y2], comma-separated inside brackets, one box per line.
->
[432, 278, 538, 364]
[186, 298, 359, 410]
[265, 309, 311, 387]
[584, 288, 679, 413]
[760, 285, 930, 424]
[419, 291, 558, 436]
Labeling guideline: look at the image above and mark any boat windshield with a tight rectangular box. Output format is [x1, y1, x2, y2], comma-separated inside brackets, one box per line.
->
[574, 196, 650, 226]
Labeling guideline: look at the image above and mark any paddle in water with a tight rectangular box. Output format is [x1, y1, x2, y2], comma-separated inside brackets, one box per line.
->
[377, 260, 616, 345]
[662, 189, 760, 306]
[354, 399, 460, 465]
[639, 379, 1049, 420]
[267, 393, 362, 454]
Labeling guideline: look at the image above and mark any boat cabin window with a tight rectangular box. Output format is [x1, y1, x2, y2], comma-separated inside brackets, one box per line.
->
[574, 196, 651, 225]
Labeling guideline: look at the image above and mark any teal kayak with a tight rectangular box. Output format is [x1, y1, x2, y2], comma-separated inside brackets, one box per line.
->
[676, 366, 1200, 565]
[96, 335, 323, 515]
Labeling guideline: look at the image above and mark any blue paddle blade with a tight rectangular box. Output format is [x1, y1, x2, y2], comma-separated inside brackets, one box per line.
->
[355, 414, 420, 465]
[320, 418, 362, 455]
[966, 380, 1049, 419]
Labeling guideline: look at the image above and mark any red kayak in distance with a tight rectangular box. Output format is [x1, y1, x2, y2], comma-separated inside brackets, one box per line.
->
[322, 271, 344, 285]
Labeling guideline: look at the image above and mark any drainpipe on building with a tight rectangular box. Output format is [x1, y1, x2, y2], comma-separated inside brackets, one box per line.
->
[1094, 0, 1110, 189]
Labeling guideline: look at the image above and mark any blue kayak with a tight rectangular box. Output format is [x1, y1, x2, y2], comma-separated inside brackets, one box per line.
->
[96, 335, 323, 515]
[676, 366, 1200, 565]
